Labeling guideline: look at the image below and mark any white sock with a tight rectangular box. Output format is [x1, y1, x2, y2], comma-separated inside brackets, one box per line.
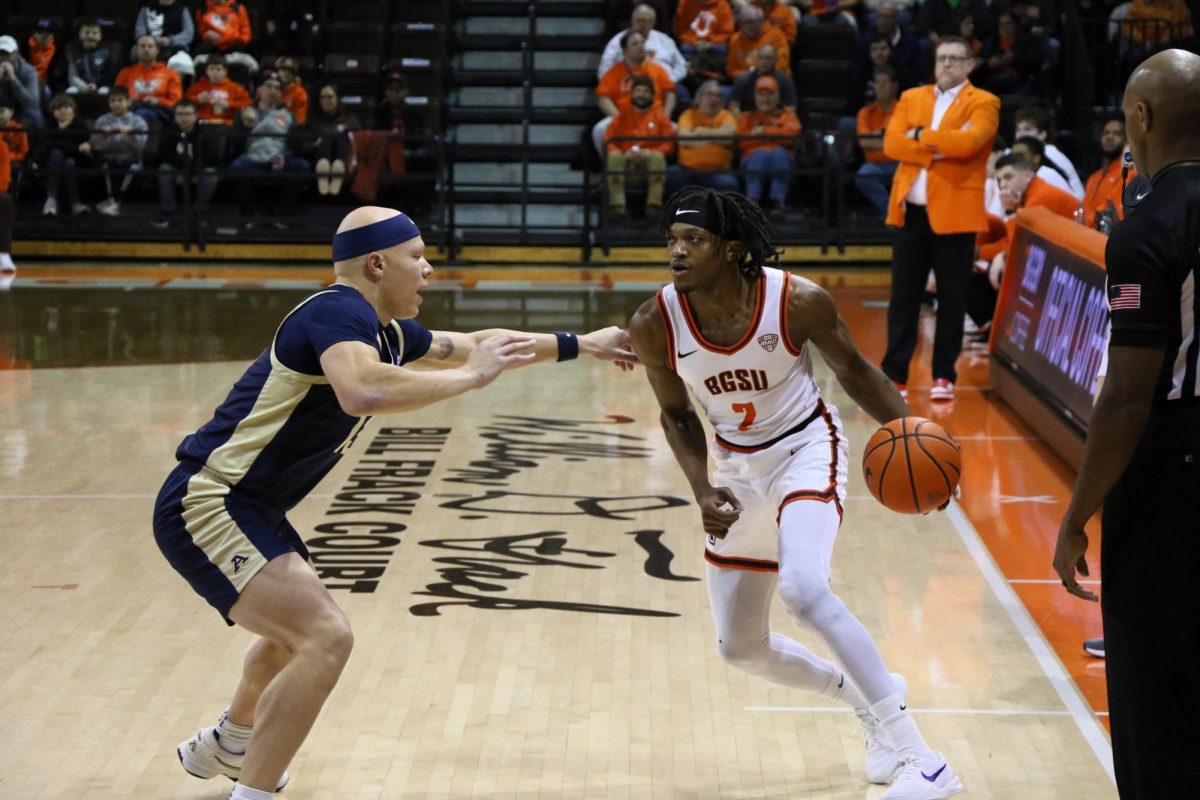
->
[0, 253, 13, 270]
[230, 784, 274, 799]
[870, 693, 933, 757]
[819, 667, 868, 709]
[215, 709, 253, 755]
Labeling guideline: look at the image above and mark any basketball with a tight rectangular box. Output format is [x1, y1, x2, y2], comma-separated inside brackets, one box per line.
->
[862, 417, 962, 514]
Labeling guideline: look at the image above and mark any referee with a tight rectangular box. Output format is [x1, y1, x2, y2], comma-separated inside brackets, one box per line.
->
[1054, 49, 1200, 799]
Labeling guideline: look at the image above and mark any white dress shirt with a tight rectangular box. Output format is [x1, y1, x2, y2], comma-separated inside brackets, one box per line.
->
[904, 80, 966, 207]
[598, 29, 688, 83]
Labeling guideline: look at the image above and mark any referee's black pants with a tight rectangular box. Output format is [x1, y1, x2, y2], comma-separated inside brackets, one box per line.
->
[1102, 449, 1200, 799]
[881, 204, 976, 385]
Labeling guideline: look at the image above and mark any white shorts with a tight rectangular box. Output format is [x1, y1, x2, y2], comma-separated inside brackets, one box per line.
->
[704, 400, 849, 572]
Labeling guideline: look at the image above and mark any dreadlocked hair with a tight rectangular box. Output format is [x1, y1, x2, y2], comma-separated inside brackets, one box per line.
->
[658, 187, 784, 280]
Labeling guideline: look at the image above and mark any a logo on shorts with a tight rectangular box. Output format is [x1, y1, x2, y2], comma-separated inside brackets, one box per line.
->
[758, 333, 779, 352]
[231, 554, 249, 574]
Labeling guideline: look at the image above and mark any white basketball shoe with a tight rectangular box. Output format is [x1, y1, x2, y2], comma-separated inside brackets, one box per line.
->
[857, 672, 909, 784]
[177, 726, 290, 792]
[880, 751, 964, 799]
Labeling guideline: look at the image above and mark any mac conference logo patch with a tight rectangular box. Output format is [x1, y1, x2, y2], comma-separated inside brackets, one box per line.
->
[758, 334, 779, 352]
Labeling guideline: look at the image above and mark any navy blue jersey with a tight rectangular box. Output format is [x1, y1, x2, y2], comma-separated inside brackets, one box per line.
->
[175, 284, 432, 510]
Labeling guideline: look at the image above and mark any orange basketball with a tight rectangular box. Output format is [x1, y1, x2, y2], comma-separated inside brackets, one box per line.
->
[862, 417, 961, 514]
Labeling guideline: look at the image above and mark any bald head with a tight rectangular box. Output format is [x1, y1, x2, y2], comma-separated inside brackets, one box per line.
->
[1123, 49, 1200, 177]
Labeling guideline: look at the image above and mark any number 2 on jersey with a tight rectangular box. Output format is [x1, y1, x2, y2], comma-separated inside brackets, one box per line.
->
[732, 402, 757, 431]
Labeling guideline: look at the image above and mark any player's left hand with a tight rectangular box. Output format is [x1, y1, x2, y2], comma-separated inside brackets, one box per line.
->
[582, 326, 639, 372]
[934, 483, 962, 512]
[1052, 518, 1099, 602]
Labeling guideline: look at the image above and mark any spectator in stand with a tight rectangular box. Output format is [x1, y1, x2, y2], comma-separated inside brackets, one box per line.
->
[90, 85, 149, 217]
[854, 65, 900, 215]
[727, 5, 791, 81]
[1013, 103, 1085, 198]
[593, 30, 676, 155]
[266, 0, 320, 56]
[669, 79, 738, 192]
[951, 11, 984, 56]
[975, 12, 1045, 96]
[27, 19, 58, 97]
[0, 103, 29, 167]
[66, 20, 118, 99]
[0, 138, 13, 279]
[275, 57, 309, 126]
[194, 0, 258, 76]
[116, 35, 183, 125]
[675, 0, 736, 84]
[604, 74, 675, 221]
[917, 0, 989, 49]
[599, 5, 689, 95]
[798, 0, 861, 30]
[728, 44, 797, 114]
[1081, 115, 1133, 231]
[0, 35, 44, 128]
[848, 33, 900, 114]
[1010, 135, 1076, 198]
[375, 72, 435, 174]
[135, 0, 196, 78]
[228, 72, 309, 229]
[853, 2, 923, 94]
[748, 0, 798, 44]
[736, 75, 801, 219]
[186, 54, 251, 125]
[36, 94, 94, 216]
[1123, 0, 1194, 48]
[151, 99, 221, 228]
[971, 151, 1078, 324]
[306, 83, 361, 197]
[607, 0, 673, 36]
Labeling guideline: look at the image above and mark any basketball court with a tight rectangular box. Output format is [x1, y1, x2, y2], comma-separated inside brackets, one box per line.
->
[0, 264, 1114, 799]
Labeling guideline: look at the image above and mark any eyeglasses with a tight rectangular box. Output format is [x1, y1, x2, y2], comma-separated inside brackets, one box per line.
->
[935, 55, 972, 64]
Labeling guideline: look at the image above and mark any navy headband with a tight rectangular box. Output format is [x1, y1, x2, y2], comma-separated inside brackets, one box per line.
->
[332, 213, 421, 261]
[670, 197, 726, 238]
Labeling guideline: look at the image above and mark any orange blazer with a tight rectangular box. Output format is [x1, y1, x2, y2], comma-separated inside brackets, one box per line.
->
[883, 81, 1000, 234]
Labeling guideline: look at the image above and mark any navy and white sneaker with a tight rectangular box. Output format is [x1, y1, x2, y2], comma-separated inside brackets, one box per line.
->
[880, 751, 963, 799]
[177, 725, 289, 791]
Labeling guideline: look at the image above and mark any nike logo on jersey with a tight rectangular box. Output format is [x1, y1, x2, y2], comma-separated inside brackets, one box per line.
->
[675, 209, 700, 216]
[1135, 191, 1149, 201]
[677, 349, 698, 359]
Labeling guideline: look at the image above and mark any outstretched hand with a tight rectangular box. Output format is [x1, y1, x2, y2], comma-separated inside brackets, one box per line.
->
[464, 334, 536, 387]
[1052, 518, 1099, 602]
[583, 326, 639, 372]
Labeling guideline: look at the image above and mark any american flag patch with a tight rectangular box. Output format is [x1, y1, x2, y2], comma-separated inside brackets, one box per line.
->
[1109, 283, 1141, 311]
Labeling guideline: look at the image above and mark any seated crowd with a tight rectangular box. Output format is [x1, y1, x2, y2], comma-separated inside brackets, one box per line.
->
[0, 0, 438, 229]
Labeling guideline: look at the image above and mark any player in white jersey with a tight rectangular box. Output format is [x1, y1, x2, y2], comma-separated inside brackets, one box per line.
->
[628, 188, 963, 800]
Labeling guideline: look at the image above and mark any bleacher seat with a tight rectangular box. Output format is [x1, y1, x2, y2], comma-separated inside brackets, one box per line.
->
[14, 0, 74, 17]
[328, 21, 388, 55]
[392, 0, 451, 26]
[390, 21, 446, 62]
[323, 52, 382, 105]
[81, 0, 141, 21]
[328, 0, 389, 24]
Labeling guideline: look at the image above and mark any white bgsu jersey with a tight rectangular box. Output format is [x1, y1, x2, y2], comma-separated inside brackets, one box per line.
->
[657, 267, 823, 451]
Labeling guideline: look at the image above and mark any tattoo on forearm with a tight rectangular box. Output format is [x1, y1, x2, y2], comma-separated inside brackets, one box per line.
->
[435, 334, 455, 360]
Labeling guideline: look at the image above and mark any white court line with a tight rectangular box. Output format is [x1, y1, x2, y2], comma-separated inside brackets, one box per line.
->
[745, 706, 1108, 718]
[1009, 579, 1101, 585]
[945, 502, 1115, 784]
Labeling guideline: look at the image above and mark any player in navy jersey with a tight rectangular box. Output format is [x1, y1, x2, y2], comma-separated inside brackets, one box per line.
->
[154, 206, 636, 800]
[628, 188, 963, 799]
[1053, 50, 1200, 799]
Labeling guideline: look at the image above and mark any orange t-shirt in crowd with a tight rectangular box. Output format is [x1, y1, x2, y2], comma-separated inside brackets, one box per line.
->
[116, 62, 183, 107]
[605, 107, 676, 155]
[186, 76, 252, 124]
[979, 175, 1079, 261]
[755, 1, 797, 42]
[0, 121, 29, 162]
[856, 101, 896, 164]
[676, 107, 737, 170]
[675, 0, 735, 46]
[281, 81, 308, 125]
[1124, 0, 1193, 45]
[726, 27, 791, 79]
[1082, 157, 1136, 229]
[26, 35, 56, 84]
[196, 0, 253, 51]
[736, 108, 802, 159]
[596, 61, 675, 114]
[0, 139, 10, 194]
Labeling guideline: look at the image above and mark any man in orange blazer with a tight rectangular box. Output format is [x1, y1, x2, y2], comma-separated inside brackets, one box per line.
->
[881, 35, 999, 403]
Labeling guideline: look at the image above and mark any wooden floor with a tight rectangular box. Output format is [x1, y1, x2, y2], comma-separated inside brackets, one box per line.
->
[0, 275, 1114, 799]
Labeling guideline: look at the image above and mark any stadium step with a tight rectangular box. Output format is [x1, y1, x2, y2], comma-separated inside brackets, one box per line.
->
[453, 162, 589, 188]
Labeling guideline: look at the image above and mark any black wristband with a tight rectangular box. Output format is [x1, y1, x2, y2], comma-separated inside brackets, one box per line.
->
[554, 332, 579, 362]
